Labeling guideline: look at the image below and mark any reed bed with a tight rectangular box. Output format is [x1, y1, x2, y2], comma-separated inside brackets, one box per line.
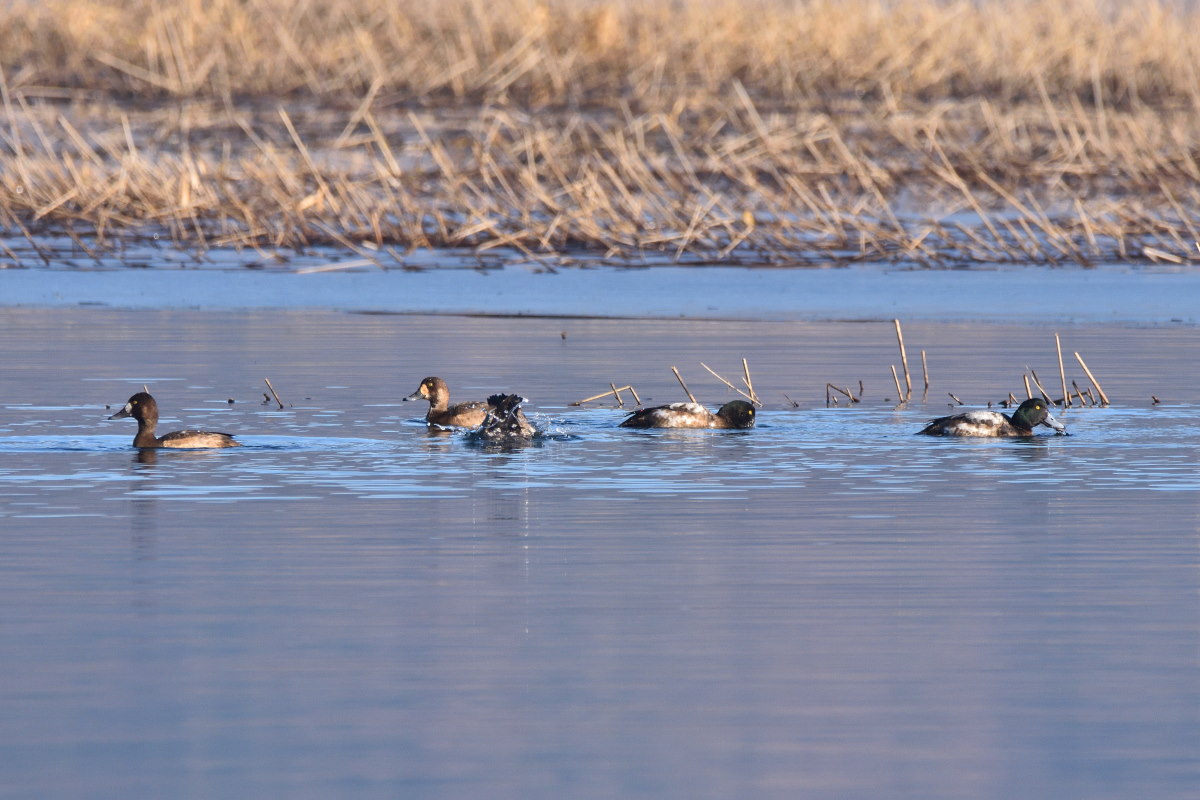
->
[3, 0, 1200, 266]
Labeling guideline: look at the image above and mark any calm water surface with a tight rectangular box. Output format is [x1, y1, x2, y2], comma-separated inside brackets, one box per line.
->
[1, 306, 1198, 799]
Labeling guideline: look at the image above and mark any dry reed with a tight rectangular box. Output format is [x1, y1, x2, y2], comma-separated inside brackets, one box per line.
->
[2, 0, 1200, 265]
[890, 365, 904, 404]
[263, 377, 284, 409]
[571, 384, 639, 406]
[699, 362, 759, 407]
[1055, 334, 1069, 407]
[671, 366, 697, 403]
[1074, 352, 1111, 405]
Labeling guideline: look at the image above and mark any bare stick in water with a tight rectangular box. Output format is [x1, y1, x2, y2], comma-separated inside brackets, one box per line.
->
[890, 365, 904, 404]
[1074, 352, 1111, 405]
[672, 366, 698, 403]
[920, 349, 930, 392]
[264, 378, 284, 409]
[948, 392, 963, 405]
[826, 384, 858, 403]
[1029, 368, 1052, 402]
[1055, 333, 1069, 407]
[571, 385, 640, 406]
[1072, 380, 1089, 406]
[609, 382, 624, 408]
[699, 362, 758, 405]
[742, 358, 759, 405]
[572, 389, 617, 405]
[1023, 374, 1033, 399]
[894, 319, 912, 398]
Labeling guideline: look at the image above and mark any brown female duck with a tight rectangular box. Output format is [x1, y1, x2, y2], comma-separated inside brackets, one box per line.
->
[109, 392, 239, 449]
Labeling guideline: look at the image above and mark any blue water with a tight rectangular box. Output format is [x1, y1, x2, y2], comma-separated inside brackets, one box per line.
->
[1, 296, 1198, 799]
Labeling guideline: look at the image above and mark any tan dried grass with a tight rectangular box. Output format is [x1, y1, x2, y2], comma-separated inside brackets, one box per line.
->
[1, 0, 1199, 265]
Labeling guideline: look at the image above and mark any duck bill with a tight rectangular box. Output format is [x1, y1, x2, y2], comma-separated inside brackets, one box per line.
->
[1042, 412, 1066, 433]
[108, 403, 132, 420]
[402, 390, 423, 402]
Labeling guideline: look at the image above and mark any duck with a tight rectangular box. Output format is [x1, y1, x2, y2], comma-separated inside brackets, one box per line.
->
[470, 394, 538, 441]
[918, 397, 1067, 437]
[619, 400, 756, 429]
[403, 376, 490, 428]
[108, 392, 240, 449]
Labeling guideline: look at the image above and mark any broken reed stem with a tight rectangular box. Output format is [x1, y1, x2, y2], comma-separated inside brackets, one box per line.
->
[609, 382, 624, 408]
[894, 319, 912, 398]
[1074, 352, 1111, 405]
[920, 349, 929, 392]
[1055, 333, 1069, 408]
[1022, 374, 1033, 399]
[264, 377, 284, 409]
[571, 385, 640, 406]
[1072, 380, 1089, 406]
[827, 383, 858, 402]
[742, 358, 759, 405]
[1029, 368, 1052, 401]
[890, 364, 904, 403]
[948, 392, 963, 405]
[699, 362, 759, 406]
[671, 366, 698, 404]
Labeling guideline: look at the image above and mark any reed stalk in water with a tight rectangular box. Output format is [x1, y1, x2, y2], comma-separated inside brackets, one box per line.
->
[1056, 334, 1069, 408]
[893, 320, 912, 399]
[700, 362, 759, 406]
[264, 377, 284, 410]
[890, 365, 904, 405]
[671, 366, 697, 404]
[1074, 352, 1111, 405]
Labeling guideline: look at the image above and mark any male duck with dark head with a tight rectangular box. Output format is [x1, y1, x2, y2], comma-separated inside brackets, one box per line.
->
[619, 400, 756, 429]
[918, 397, 1067, 437]
[109, 392, 240, 449]
[404, 376, 489, 428]
[471, 394, 538, 442]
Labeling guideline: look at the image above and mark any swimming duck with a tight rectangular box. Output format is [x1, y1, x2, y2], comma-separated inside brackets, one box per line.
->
[619, 400, 756, 429]
[472, 394, 538, 441]
[403, 376, 490, 428]
[109, 392, 240, 449]
[918, 397, 1066, 437]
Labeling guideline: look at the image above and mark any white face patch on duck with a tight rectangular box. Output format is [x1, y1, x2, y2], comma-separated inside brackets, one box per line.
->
[109, 401, 135, 420]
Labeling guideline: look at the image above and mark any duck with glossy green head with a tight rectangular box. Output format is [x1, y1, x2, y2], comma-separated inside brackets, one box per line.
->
[918, 397, 1067, 437]
[109, 392, 240, 448]
[619, 400, 756, 429]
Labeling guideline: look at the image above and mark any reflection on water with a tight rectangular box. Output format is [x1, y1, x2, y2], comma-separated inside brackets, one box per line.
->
[0, 309, 1198, 799]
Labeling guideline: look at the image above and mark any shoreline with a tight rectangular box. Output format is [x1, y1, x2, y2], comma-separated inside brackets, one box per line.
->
[2, 264, 1195, 326]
